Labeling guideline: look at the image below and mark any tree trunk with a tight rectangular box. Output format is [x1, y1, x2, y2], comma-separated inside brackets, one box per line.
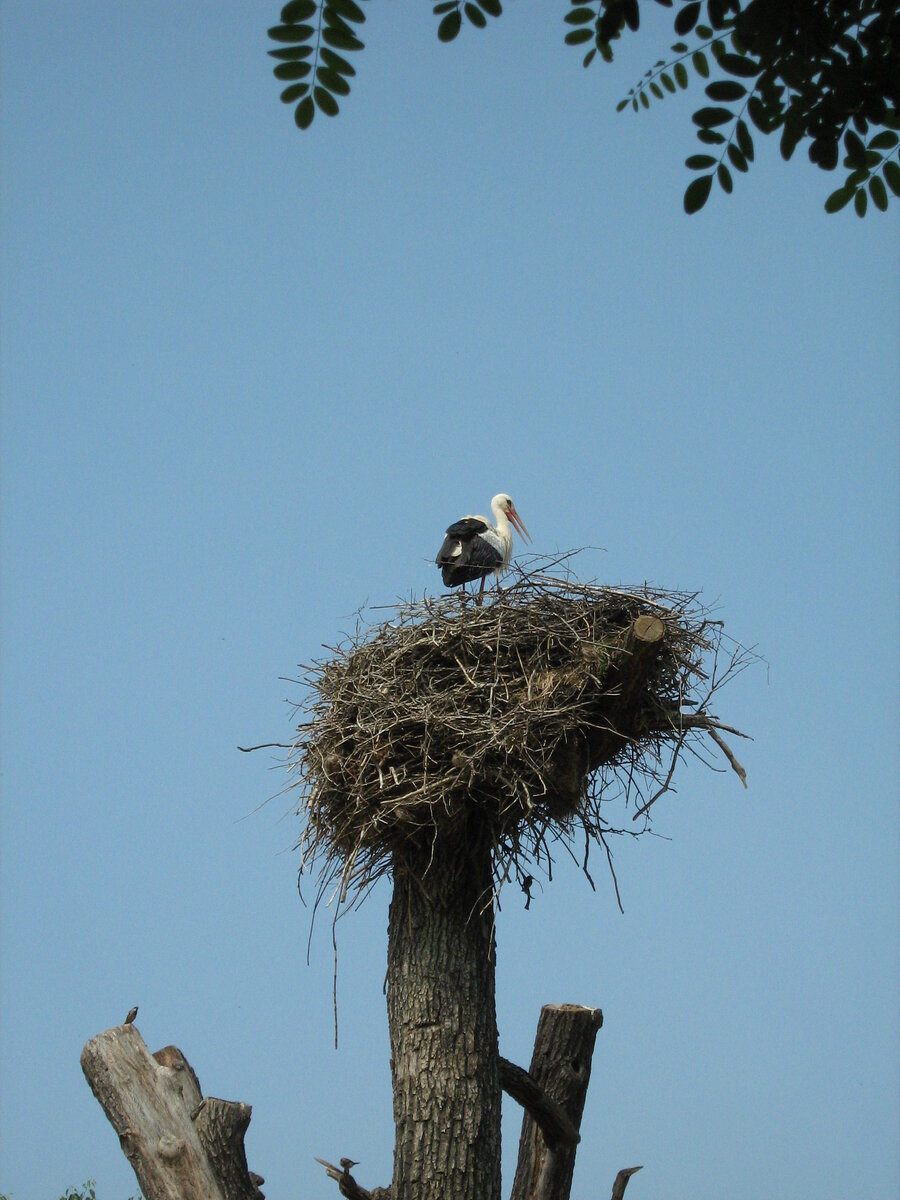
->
[386, 824, 500, 1200]
[509, 1005, 603, 1200]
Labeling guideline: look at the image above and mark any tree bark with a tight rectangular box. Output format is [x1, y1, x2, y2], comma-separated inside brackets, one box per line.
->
[509, 1005, 603, 1200]
[80, 1024, 262, 1200]
[386, 824, 500, 1200]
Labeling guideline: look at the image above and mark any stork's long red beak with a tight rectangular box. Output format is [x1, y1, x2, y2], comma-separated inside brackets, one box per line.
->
[508, 506, 531, 544]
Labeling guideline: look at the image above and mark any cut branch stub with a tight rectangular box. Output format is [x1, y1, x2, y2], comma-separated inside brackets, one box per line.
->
[509, 1004, 603, 1200]
[81, 1024, 262, 1200]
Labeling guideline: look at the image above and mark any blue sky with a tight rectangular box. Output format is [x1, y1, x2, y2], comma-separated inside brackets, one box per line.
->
[1, 3, 898, 1198]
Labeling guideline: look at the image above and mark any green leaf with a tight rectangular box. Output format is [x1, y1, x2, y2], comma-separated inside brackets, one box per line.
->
[736, 118, 754, 161]
[316, 66, 351, 95]
[685, 154, 717, 168]
[465, 2, 487, 26]
[650, 81, 663, 99]
[674, 62, 688, 88]
[295, 95, 315, 128]
[869, 175, 888, 211]
[747, 95, 769, 132]
[565, 6, 596, 25]
[854, 187, 867, 217]
[269, 45, 315, 60]
[632, 96, 639, 111]
[695, 23, 712, 38]
[433, 1, 458, 10]
[478, 0, 503, 15]
[323, 10, 354, 35]
[844, 130, 867, 170]
[671, 42, 688, 54]
[328, 0, 367, 21]
[869, 131, 899, 151]
[583, 47, 596, 66]
[565, 27, 594, 44]
[314, 86, 340, 116]
[696, 127, 725, 144]
[692, 50, 709, 78]
[693, 106, 733, 127]
[281, 82, 310, 103]
[780, 119, 802, 161]
[709, 38, 726, 60]
[661, 72, 676, 93]
[727, 142, 748, 171]
[274, 60, 312, 80]
[717, 162, 733, 192]
[616, 97, 629, 112]
[321, 47, 356, 75]
[281, 0, 316, 20]
[268, 23, 314, 42]
[639, 90, 650, 108]
[844, 167, 870, 188]
[824, 184, 855, 213]
[883, 160, 900, 196]
[322, 26, 363, 50]
[705, 80, 745, 101]
[718, 52, 760, 77]
[674, 2, 700, 36]
[684, 173, 713, 213]
[437, 8, 462, 38]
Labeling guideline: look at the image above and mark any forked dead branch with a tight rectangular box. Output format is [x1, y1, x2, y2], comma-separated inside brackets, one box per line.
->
[287, 555, 752, 914]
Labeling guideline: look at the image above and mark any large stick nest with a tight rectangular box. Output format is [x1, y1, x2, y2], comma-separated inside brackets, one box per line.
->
[286, 558, 751, 908]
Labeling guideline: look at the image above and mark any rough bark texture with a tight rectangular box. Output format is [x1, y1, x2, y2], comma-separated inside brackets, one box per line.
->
[386, 825, 500, 1200]
[509, 1005, 603, 1200]
[81, 1025, 262, 1200]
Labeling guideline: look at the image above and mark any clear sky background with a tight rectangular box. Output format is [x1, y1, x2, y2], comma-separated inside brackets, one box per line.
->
[1, 3, 898, 1199]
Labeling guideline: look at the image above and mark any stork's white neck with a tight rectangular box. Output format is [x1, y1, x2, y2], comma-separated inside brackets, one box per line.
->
[490, 498, 513, 569]
[491, 497, 510, 534]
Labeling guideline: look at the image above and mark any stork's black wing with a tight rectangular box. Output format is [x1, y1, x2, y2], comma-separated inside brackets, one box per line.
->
[443, 517, 490, 540]
[436, 518, 503, 586]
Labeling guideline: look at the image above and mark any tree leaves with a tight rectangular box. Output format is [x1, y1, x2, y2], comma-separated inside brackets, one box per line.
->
[436, 0, 502, 40]
[823, 126, 900, 217]
[684, 173, 713, 213]
[268, 0, 367, 128]
[266, 0, 899, 217]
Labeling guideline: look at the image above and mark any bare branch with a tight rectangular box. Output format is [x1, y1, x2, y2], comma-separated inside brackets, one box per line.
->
[499, 1057, 581, 1151]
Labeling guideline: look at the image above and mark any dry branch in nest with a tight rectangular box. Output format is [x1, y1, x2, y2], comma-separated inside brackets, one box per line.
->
[285, 555, 752, 912]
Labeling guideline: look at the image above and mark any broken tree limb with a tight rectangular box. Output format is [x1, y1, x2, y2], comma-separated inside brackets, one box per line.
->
[80, 1023, 263, 1200]
[508, 1005, 603, 1200]
[498, 1058, 580, 1152]
[610, 1165, 643, 1200]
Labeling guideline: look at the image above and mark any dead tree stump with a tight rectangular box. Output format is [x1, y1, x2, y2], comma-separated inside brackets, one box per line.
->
[80, 1023, 263, 1200]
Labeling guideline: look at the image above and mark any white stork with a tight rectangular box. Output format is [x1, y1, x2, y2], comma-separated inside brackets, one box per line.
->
[435, 493, 531, 600]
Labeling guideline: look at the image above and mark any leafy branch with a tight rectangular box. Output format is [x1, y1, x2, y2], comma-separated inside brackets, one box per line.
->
[267, 0, 366, 129]
[266, 0, 900, 216]
[598, 0, 900, 213]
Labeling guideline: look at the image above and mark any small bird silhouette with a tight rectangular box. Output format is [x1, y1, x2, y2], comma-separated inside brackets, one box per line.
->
[124, 1006, 139, 1025]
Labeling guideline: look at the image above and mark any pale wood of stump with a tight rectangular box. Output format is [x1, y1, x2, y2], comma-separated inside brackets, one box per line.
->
[508, 1005, 603, 1200]
[81, 1024, 262, 1200]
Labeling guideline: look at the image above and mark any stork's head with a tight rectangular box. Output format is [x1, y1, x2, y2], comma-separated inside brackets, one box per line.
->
[491, 493, 531, 543]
